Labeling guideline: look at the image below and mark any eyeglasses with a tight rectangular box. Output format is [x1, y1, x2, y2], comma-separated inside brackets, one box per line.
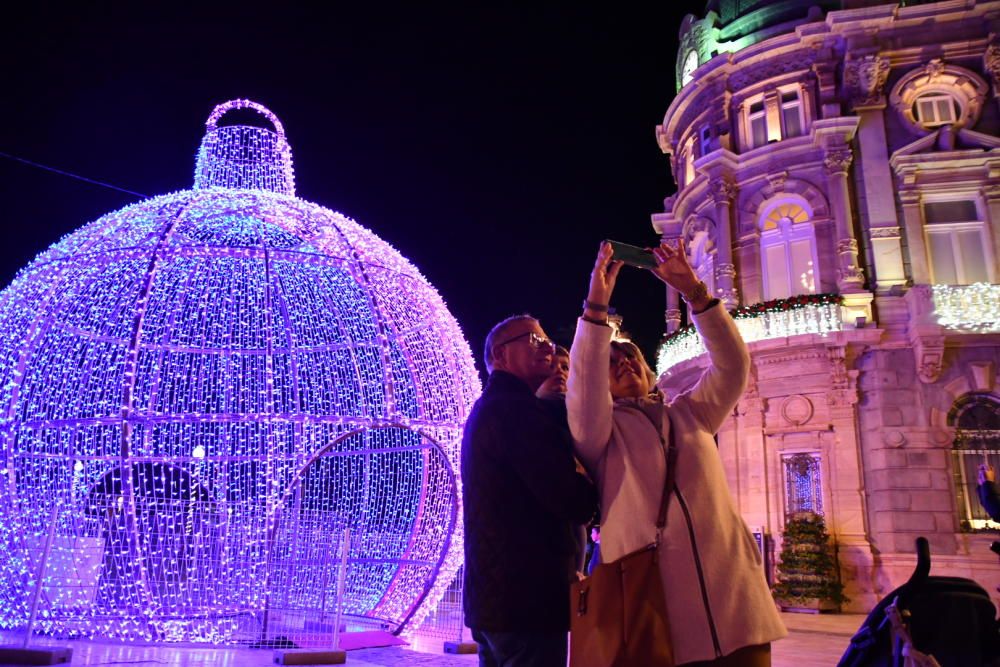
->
[495, 331, 556, 354]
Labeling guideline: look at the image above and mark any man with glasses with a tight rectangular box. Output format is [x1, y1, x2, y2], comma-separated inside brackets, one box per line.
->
[462, 315, 598, 667]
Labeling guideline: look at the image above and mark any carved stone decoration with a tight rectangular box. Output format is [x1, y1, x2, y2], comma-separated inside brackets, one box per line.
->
[827, 346, 860, 407]
[911, 331, 946, 384]
[837, 239, 859, 254]
[869, 226, 902, 239]
[824, 148, 854, 175]
[838, 263, 865, 285]
[709, 178, 737, 204]
[844, 55, 891, 108]
[882, 430, 906, 448]
[781, 395, 814, 426]
[925, 58, 946, 81]
[827, 389, 858, 408]
[719, 287, 740, 308]
[666, 308, 682, 332]
[682, 216, 717, 247]
[728, 51, 816, 91]
[767, 171, 788, 194]
[984, 44, 1000, 90]
[715, 262, 736, 280]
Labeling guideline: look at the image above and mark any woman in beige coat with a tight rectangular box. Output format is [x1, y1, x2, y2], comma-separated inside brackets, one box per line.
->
[566, 241, 786, 667]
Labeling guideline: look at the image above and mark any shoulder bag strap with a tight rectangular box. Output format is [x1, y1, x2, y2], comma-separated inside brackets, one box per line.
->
[637, 403, 677, 532]
[655, 412, 677, 530]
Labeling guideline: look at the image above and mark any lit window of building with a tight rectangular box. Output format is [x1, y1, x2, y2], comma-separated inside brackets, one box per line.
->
[914, 94, 959, 127]
[743, 87, 806, 150]
[780, 89, 803, 138]
[950, 395, 1000, 530]
[699, 125, 712, 156]
[759, 200, 818, 299]
[783, 453, 824, 517]
[923, 198, 994, 285]
[747, 99, 768, 148]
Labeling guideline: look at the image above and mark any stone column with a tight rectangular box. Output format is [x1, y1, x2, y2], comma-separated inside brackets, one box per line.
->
[763, 90, 781, 143]
[710, 178, 739, 309]
[823, 147, 865, 291]
[898, 190, 931, 285]
[825, 343, 879, 612]
[666, 287, 681, 334]
[844, 55, 907, 291]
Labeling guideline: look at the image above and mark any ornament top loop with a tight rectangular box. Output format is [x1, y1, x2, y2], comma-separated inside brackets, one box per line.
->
[204, 99, 287, 139]
[194, 99, 295, 195]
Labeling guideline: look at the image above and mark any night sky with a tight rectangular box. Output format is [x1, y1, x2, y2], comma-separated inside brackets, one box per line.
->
[1, 4, 694, 377]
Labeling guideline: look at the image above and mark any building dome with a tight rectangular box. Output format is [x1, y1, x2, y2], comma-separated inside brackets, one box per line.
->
[0, 100, 480, 644]
[676, 0, 840, 90]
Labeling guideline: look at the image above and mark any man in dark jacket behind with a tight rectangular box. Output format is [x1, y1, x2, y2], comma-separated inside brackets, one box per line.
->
[462, 315, 598, 667]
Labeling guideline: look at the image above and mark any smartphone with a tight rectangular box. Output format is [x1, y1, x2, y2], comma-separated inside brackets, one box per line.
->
[605, 239, 658, 269]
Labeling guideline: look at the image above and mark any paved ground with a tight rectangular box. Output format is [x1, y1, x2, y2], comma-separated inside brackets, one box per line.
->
[1, 613, 862, 666]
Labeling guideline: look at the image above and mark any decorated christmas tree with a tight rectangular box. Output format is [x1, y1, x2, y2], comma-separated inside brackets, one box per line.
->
[773, 511, 847, 611]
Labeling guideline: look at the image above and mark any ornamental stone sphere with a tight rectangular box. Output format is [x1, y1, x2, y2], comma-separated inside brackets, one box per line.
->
[0, 100, 480, 644]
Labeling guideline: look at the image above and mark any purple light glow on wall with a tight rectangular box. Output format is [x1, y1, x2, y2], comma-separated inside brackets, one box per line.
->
[0, 100, 480, 643]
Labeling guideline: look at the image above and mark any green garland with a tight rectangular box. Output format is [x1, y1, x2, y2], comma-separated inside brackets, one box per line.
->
[772, 511, 848, 608]
[661, 293, 843, 346]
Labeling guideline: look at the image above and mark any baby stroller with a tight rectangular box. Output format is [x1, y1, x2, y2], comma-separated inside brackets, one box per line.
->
[838, 537, 1000, 666]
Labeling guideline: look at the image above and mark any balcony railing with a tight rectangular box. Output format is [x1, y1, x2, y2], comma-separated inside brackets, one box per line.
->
[656, 294, 843, 376]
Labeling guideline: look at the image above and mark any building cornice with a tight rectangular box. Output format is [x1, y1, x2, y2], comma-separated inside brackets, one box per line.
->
[660, 1, 1000, 150]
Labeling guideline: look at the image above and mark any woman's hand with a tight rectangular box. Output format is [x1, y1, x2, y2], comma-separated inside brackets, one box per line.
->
[585, 242, 623, 321]
[650, 239, 710, 310]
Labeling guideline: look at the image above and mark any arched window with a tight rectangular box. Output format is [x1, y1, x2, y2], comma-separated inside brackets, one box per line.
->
[758, 199, 818, 300]
[950, 394, 1000, 530]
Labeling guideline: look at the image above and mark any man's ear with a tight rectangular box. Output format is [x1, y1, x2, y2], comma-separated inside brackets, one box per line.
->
[490, 344, 507, 372]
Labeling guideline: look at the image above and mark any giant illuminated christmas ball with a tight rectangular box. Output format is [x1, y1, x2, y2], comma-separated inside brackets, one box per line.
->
[0, 100, 480, 644]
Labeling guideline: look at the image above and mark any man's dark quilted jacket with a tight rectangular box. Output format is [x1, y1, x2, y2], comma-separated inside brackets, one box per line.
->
[461, 370, 598, 632]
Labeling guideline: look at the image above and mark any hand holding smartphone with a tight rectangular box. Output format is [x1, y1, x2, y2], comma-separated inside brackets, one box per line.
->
[604, 239, 658, 269]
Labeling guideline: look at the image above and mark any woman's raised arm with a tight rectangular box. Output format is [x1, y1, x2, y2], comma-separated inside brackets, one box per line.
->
[566, 243, 621, 468]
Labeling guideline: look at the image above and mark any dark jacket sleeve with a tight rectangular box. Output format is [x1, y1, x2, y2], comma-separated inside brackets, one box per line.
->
[978, 481, 1000, 522]
[492, 397, 598, 525]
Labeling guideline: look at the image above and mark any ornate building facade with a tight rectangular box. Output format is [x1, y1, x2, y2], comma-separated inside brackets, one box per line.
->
[655, 0, 1000, 611]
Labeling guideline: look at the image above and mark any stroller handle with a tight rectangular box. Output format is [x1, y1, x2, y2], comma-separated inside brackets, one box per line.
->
[907, 536, 931, 585]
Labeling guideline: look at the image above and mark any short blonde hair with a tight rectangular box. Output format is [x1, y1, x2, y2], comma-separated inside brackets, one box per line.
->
[610, 340, 659, 393]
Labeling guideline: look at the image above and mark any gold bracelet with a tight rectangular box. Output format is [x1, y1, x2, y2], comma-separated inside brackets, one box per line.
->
[680, 281, 709, 305]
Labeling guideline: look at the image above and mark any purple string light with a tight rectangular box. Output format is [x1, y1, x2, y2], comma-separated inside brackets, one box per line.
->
[0, 100, 480, 644]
